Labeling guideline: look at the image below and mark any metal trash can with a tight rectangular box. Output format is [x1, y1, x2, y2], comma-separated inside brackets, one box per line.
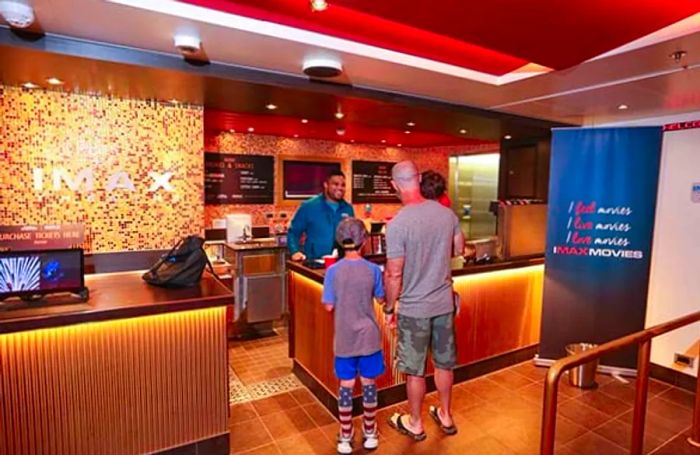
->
[566, 343, 599, 388]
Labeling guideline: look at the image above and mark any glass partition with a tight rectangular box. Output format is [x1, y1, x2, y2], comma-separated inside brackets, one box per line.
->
[449, 153, 500, 239]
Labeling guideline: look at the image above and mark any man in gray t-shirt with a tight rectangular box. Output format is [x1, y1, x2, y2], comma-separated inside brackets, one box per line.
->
[383, 161, 464, 442]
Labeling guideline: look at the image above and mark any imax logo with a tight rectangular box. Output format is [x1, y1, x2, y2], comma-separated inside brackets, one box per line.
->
[32, 168, 174, 193]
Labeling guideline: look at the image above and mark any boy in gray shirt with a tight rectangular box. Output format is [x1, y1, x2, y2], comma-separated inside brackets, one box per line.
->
[322, 218, 385, 454]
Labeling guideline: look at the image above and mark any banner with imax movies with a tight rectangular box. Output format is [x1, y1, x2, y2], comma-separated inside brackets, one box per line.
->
[539, 127, 663, 369]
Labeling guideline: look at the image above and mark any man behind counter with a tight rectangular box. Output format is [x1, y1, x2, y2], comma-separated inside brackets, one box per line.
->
[288, 170, 355, 261]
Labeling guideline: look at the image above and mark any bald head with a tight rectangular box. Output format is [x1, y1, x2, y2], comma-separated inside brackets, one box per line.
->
[391, 161, 420, 189]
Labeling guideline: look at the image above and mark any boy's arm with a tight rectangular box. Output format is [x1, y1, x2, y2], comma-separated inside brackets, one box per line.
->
[321, 267, 336, 313]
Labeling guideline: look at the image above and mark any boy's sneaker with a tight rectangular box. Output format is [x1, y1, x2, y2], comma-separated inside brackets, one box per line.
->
[363, 431, 379, 451]
[337, 431, 353, 454]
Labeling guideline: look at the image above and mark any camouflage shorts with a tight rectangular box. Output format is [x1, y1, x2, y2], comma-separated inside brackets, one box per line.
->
[396, 312, 456, 376]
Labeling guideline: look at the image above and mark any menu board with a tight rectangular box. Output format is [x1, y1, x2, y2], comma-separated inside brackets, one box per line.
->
[204, 153, 274, 205]
[352, 161, 397, 203]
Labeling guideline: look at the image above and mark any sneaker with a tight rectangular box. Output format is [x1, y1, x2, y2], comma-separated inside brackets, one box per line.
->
[337, 431, 353, 454]
[363, 431, 379, 451]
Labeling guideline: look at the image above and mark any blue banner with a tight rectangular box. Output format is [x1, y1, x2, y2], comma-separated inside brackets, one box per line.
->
[539, 127, 663, 368]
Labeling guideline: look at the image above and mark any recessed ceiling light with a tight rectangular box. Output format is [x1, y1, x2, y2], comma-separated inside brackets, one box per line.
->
[46, 77, 64, 86]
[407, 122, 415, 127]
[266, 103, 277, 110]
[459, 129, 467, 134]
[335, 111, 345, 120]
[504, 134, 512, 140]
[248, 127, 255, 132]
[397, 144, 402, 147]
[617, 104, 629, 110]
[229, 129, 236, 133]
[404, 130, 411, 134]
[293, 134, 299, 138]
[381, 139, 386, 144]
[310, 0, 328, 12]
[301, 118, 309, 123]
[350, 139, 355, 143]
[22, 82, 39, 89]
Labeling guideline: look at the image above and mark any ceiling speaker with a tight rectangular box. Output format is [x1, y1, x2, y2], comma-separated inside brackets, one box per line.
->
[302, 57, 343, 78]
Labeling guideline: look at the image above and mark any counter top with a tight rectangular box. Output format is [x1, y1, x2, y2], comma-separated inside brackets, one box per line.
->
[225, 241, 287, 251]
[287, 255, 544, 283]
[0, 271, 233, 334]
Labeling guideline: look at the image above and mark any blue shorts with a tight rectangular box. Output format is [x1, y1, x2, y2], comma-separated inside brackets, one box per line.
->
[334, 351, 385, 380]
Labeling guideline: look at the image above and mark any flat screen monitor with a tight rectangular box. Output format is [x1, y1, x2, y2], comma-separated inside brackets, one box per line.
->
[0, 248, 84, 300]
[283, 160, 341, 200]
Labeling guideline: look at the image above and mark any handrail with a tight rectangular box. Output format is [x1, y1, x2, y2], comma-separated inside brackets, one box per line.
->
[540, 309, 700, 455]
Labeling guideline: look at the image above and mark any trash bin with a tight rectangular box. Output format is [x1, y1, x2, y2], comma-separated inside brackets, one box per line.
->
[566, 343, 599, 388]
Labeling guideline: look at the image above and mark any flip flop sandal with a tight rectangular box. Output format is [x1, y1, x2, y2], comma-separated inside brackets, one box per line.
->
[388, 413, 427, 441]
[429, 406, 458, 435]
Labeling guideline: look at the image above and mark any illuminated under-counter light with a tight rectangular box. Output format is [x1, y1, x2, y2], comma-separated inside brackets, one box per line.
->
[504, 134, 512, 140]
[617, 104, 629, 110]
[301, 118, 309, 124]
[46, 77, 64, 86]
[266, 103, 277, 110]
[247, 127, 255, 132]
[22, 82, 39, 89]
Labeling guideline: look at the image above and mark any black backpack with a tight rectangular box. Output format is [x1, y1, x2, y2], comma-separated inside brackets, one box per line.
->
[142, 235, 215, 288]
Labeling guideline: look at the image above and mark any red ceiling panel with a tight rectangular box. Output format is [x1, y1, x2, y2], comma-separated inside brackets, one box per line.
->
[183, 0, 699, 71]
[204, 109, 492, 147]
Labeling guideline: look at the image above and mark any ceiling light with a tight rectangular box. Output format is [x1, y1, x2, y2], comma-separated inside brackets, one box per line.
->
[407, 122, 415, 127]
[229, 129, 236, 133]
[302, 57, 343, 78]
[617, 104, 629, 110]
[459, 129, 467, 134]
[404, 130, 411, 134]
[335, 111, 344, 120]
[46, 77, 64, 86]
[293, 134, 299, 138]
[266, 103, 277, 110]
[336, 127, 346, 136]
[301, 118, 309, 123]
[350, 139, 355, 143]
[247, 127, 255, 133]
[669, 50, 687, 64]
[310, 0, 328, 12]
[381, 139, 386, 144]
[397, 144, 402, 147]
[0, 1, 35, 28]
[504, 134, 512, 140]
[169, 99, 180, 104]
[22, 82, 39, 89]
[173, 33, 201, 56]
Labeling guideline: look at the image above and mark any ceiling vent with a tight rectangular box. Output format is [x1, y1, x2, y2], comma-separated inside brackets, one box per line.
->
[302, 57, 343, 78]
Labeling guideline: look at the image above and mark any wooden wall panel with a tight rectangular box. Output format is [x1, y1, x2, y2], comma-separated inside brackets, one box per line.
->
[0, 307, 228, 455]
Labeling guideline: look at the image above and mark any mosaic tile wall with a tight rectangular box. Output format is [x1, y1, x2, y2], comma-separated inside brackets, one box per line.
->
[0, 86, 204, 253]
[205, 131, 498, 226]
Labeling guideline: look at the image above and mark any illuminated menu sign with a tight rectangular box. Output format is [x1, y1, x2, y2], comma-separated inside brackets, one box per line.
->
[352, 161, 397, 203]
[204, 153, 274, 205]
[0, 224, 85, 251]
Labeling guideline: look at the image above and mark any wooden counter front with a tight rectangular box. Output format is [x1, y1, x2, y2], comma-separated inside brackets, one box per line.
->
[288, 258, 544, 411]
[0, 272, 232, 455]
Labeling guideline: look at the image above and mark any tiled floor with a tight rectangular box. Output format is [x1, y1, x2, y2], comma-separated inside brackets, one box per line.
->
[229, 360, 700, 454]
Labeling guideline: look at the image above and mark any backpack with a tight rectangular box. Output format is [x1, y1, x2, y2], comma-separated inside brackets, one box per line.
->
[142, 235, 215, 288]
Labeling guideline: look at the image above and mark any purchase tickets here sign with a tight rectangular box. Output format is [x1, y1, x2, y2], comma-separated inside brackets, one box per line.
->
[0, 224, 85, 251]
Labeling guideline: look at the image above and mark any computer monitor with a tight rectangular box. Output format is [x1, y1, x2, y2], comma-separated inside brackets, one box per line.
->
[0, 248, 85, 300]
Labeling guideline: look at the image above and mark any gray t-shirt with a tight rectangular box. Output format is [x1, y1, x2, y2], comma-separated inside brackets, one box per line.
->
[386, 199, 461, 318]
[322, 258, 385, 357]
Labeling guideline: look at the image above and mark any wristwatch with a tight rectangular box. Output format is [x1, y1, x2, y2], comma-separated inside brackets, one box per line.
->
[382, 305, 395, 315]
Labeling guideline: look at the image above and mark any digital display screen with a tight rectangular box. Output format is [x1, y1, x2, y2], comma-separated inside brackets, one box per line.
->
[283, 160, 341, 200]
[0, 249, 84, 299]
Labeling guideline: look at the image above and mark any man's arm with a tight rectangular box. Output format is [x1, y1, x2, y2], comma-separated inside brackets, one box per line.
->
[453, 229, 465, 257]
[287, 205, 307, 261]
[384, 257, 405, 313]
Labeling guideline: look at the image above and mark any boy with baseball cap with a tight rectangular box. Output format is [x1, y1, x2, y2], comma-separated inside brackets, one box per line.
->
[322, 217, 386, 454]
